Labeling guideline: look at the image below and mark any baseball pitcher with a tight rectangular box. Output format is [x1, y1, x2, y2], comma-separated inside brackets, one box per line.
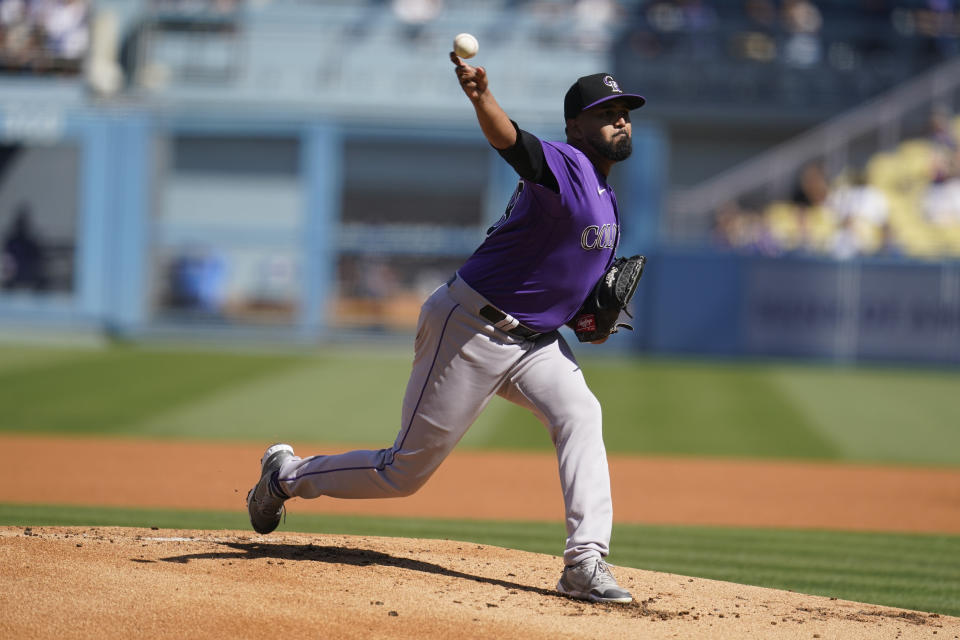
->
[247, 53, 647, 604]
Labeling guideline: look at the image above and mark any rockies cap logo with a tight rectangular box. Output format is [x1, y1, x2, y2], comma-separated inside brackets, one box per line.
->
[602, 76, 622, 93]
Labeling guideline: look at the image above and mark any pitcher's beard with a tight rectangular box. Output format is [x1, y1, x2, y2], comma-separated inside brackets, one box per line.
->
[589, 132, 632, 162]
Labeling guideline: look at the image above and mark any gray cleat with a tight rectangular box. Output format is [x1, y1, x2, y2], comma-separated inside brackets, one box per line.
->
[556, 557, 633, 603]
[247, 443, 295, 534]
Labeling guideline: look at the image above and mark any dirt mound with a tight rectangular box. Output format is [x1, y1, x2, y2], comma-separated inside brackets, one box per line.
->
[1, 526, 955, 639]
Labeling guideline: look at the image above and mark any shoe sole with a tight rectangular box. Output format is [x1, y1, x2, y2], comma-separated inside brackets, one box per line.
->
[556, 581, 633, 604]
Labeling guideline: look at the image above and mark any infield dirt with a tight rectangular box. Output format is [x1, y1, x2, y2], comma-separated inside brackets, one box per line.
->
[1, 526, 957, 639]
[2, 434, 960, 639]
[2, 434, 960, 533]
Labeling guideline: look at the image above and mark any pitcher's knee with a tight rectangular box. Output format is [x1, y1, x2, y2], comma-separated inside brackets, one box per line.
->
[551, 394, 603, 444]
[377, 450, 442, 497]
[561, 394, 602, 429]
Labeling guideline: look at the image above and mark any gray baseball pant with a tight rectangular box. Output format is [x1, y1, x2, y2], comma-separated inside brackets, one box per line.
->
[277, 275, 613, 565]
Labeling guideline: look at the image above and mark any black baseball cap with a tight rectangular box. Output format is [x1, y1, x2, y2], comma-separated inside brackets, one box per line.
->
[564, 73, 645, 121]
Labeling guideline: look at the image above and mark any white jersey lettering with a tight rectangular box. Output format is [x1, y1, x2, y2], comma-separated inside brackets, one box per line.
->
[581, 223, 618, 250]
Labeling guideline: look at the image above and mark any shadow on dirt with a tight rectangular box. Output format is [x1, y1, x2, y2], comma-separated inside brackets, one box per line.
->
[156, 540, 564, 598]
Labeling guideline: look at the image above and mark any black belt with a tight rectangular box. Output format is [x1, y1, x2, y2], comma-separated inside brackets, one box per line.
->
[447, 275, 542, 341]
[478, 305, 542, 341]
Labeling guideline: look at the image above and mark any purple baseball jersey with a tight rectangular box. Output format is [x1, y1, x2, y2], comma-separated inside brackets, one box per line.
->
[457, 140, 620, 332]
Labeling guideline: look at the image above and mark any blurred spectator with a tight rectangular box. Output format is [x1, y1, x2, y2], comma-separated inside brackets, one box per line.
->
[829, 216, 862, 260]
[680, 0, 718, 58]
[573, 0, 619, 52]
[622, 0, 663, 59]
[824, 169, 889, 258]
[712, 200, 781, 256]
[720, 162, 838, 257]
[642, 0, 684, 59]
[0, 0, 89, 73]
[529, 0, 573, 48]
[928, 105, 959, 174]
[391, 0, 442, 23]
[780, 0, 823, 68]
[711, 200, 743, 250]
[1, 203, 48, 291]
[744, 0, 776, 30]
[922, 166, 960, 225]
[1, 0, 43, 70]
[791, 161, 829, 208]
[645, 0, 684, 34]
[711, 135, 960, 259]
[929, 106, 957, 150]
[767, 201, 833, 255]
[825, 169, 889, 228]
[392, 0, 442, 40]
[732, 0, 777, 62]
[642, 0, 719, 60]
[915, 0, 960, 58]
[338, 254, 400, 329]
[781, 0, 822, 35]
[623, 0, 960, 113]
[167, 247, 227, 314]
[248, 254, 296, 314]
[42, 0, 89, 61]
[359, 258, 398, 303]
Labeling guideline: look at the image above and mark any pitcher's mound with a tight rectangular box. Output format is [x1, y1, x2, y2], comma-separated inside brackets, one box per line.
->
[1, 526, 954, 639]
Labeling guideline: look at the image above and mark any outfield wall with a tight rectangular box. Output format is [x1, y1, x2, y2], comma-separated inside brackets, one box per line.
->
[630, 249, 960, 365]
[0, 101, 957, 364]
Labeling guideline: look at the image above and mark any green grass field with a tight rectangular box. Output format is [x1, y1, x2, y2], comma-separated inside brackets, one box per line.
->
[2, 342, 959, 616]
[1, 342, 959, 465]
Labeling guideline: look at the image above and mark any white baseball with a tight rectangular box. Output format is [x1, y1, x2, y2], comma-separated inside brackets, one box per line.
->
[453, 33, 479, 59]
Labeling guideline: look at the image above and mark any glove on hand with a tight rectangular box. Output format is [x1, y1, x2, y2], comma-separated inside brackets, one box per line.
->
[571, 255, 646, 343]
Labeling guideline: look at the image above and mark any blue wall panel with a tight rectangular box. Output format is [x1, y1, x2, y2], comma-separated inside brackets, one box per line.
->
[109, 115, 152, 331]
[618, 123, 666, 254]
[76, 115, 112, 320]
[301, 123, 341, 338]
[635, 250, 960, 364]
[641, 250, 744, 356]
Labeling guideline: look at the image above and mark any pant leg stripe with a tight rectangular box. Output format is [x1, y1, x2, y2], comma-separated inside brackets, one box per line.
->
[281, 302, 460, 482]
[396, 302, 459, 450]
[283, 463, 382, 478]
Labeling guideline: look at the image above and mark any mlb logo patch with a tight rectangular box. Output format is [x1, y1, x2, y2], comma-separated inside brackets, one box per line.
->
[576, 315, 596, 332]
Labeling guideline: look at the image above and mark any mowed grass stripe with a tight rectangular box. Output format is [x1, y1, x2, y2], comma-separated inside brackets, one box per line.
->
[0, 347, 307, 432]
[0, 344, 99, 374]
[130, 351, 413, 443]
[770, 365, 960, 464]
[2, 503, 958, 617]
[1, 344, 959, 466]
[610, 525, 960, 616]
[581, 359, 844, 460]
